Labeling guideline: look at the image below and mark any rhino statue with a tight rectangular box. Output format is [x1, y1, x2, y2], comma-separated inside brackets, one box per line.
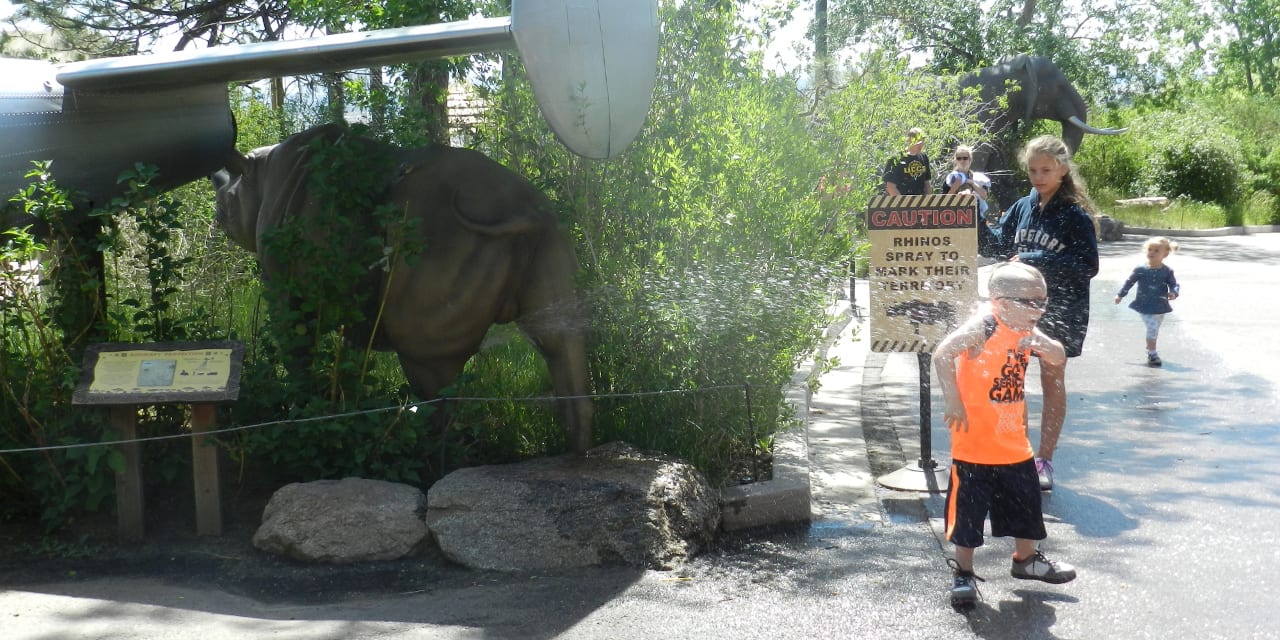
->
[211, 123, 593, 453]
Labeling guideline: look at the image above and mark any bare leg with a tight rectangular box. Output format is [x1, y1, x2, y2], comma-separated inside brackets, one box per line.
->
[1037, 362, 1067, 460]
[954, 545, 976, 572]
[1014, 538, 1038, 561]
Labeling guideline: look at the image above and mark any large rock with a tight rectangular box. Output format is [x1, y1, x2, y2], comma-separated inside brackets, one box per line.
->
[426, 442, 720, 571]
[1098, 214, 1126, 242]
[253, 477, 428, 563]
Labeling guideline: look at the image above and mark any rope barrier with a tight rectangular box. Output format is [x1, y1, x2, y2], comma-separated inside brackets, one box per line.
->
[0, 383, 767, 455]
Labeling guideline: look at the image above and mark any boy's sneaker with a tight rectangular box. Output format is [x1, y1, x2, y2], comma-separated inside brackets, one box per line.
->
[1148, 353, 1162, 367]
[946, 559, 984, 608]
[1011, 550, 1077, 584]
[1035, 458, 1054, 491]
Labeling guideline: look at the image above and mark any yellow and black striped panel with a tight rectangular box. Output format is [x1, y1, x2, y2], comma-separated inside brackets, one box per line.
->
[871, 338, 935, 353]
[868, 193, 976, 210]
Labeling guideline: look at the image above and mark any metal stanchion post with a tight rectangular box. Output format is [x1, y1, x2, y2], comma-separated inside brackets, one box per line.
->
[875, 352, 950, 492]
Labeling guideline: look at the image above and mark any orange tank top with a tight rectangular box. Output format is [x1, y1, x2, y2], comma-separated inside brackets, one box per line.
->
[951, 316, 1036, 465]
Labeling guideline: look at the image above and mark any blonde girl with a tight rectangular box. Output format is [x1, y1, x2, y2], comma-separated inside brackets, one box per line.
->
[976, 135, 1100, 490]
[1115, 236, 1181, 366]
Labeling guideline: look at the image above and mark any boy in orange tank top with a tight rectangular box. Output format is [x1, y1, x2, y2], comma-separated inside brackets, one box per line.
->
[932, 262, 1076, 611]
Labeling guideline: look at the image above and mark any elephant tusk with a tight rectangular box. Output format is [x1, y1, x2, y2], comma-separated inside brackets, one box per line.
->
[1068, 116, 1128, 135]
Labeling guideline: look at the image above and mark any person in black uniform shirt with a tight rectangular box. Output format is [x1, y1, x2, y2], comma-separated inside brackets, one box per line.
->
[883, 127, 933, 196]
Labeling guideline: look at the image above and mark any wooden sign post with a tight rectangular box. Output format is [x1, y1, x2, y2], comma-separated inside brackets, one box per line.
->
[866, 194, 979, 492]
[73, 341, 243, 542]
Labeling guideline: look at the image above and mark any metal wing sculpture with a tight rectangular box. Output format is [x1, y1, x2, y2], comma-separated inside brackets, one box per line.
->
[0, 0, 658, 208]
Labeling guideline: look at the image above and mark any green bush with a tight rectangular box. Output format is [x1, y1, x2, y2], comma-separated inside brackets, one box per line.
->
[1075, 113, 1143, 195]
[1204, 92, 1280, 198]
[1151, 137, 1242, 206]
[1092, 104, 1244, 207]
[1240, 189, 1280, 226]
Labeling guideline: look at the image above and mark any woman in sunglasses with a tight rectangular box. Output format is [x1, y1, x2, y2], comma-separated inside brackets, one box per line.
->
[944, 145, 991, 217]
[977, 135, 1099, 491]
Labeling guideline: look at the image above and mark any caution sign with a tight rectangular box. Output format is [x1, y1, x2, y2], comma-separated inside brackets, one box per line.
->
[73, 341, 244, 405]
[867, 194, 979, 353]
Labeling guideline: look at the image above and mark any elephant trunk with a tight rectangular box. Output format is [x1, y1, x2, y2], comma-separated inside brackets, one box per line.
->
[1067, 116, 1128, 136]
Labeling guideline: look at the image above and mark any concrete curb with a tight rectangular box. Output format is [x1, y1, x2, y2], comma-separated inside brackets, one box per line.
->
[1122, 224, 1280, 238]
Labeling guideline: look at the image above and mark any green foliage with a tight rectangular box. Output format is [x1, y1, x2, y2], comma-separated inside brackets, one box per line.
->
[587, 257, 830, 479]
[1083, 94, 1280, 226]
[1075, 113, 1143, 197]
[0, 164, 223, 528]
[1237, 190, 1279, 225]
[105, 165, 199, 343]
[816, 51, 981, 212]
[461, 1, 844, 483]
[445, 324, 563, 464]
[1078, 104, 1243, 207]
[1150, 138, 1243, 207]
[826, 0, 1154, 102]
[1104, 197, 1229, 230]
[230, 88, 291, 152]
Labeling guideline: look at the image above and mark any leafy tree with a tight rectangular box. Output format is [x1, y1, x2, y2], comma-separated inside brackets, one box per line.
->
[291, 0, 478, 144]
[6, 0, 292, 57]
[1151, 0, 1279, 98]
[1213, 0, 1280, 96]
[823, 0, 1153, 102]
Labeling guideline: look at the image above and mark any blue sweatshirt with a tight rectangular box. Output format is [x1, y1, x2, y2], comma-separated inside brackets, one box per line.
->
[978, 189, 1099, 356]
[1116, 265, 1179, 314]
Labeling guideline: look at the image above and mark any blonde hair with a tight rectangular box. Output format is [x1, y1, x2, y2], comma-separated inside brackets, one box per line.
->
[988, 262, 1045, 297]
[1021, 135, 1099, 229]
[1143, 236, 1180, 254]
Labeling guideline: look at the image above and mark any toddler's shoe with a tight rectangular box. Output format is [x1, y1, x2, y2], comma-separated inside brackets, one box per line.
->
[1148, 353, 1162, 367]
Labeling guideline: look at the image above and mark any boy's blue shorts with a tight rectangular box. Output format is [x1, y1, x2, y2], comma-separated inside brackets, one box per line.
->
[945, 458, 1046, 549]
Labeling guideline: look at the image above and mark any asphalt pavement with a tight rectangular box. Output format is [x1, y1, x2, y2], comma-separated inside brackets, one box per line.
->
[3, 229, 1279, 639]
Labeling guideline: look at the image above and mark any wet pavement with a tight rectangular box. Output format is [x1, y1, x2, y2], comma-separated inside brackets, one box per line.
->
[3, 231, 1279, 639]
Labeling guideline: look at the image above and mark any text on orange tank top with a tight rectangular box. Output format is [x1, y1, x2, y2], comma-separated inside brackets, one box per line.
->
[951, 316, 1036, 465]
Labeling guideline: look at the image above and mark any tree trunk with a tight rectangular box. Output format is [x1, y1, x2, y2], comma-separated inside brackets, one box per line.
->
[410, 62, 450, 145]
[369, 67, 386, 137]
[814, 0, 830, 106]
[1017, 0, 1037, 27]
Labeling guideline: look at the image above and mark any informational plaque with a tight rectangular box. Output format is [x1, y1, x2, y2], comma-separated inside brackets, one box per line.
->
[73, 341, 244, 405]
[866, 194, 980, 353]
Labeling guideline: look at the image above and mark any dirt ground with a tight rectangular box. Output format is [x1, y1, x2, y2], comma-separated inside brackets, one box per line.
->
[0, 481, 488, 604]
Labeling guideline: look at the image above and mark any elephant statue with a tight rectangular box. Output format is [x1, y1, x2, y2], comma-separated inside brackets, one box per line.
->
[211, 123, 593, 453]
[958, 54, 1127, 208]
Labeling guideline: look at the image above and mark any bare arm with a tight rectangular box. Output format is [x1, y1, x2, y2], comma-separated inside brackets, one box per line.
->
[885, 181, 902, 196]
[931, 318, 988, 432]
[1027, 329, 1067, 459]
[1021, 328, 1066, 369]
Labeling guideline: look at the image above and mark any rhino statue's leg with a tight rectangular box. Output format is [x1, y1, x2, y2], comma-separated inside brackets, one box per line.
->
[397, 353, 471, 415]
[515, 233, 594, 455]
[522, 319, 593, 454]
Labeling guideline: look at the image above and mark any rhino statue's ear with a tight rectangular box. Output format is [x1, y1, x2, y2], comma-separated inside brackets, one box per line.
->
[221, 149, 250, 177]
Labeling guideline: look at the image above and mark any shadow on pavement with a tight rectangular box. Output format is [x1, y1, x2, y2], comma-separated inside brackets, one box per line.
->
[964, 588, 1077, 640]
